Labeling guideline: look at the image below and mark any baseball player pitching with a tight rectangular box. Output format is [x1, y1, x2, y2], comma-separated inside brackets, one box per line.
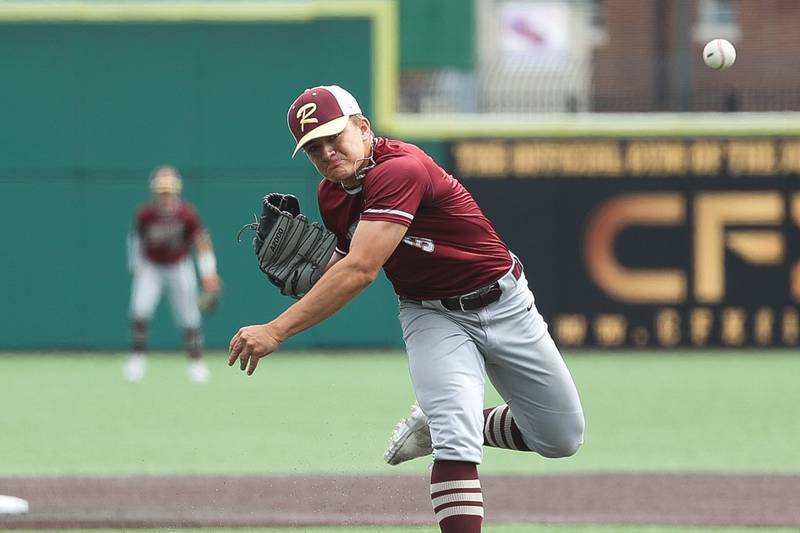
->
[126, 165, 221, 383]
[228, 85, 585, 532]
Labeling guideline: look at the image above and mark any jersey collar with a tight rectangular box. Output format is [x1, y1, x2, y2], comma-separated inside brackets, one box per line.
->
[341, 182, 362, 195]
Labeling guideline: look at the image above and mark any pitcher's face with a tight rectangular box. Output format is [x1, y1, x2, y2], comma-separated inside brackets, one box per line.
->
[303, 118, 371, 185]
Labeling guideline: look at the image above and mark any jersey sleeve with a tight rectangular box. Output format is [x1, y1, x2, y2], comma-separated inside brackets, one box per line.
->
[334, 239, 350, 255]
[183, 204, 204, 241]
[330, 226, 350, 255]
[135, 207, 148, 236]
[361, 157, 430, 227]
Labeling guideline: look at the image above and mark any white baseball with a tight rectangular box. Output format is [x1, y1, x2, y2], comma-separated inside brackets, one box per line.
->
[703, 39, 736, 70]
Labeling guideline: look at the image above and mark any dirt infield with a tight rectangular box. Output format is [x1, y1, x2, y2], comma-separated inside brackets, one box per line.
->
[1, 474, 799, 530]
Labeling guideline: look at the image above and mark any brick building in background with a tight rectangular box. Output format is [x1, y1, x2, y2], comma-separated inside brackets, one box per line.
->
[400, 0, 799, 114]
[593, 0, 800, 112]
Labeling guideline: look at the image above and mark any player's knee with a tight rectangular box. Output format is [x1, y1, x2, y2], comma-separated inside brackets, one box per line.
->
[532, 415, 585, 458]
[539, 435, 583, 458]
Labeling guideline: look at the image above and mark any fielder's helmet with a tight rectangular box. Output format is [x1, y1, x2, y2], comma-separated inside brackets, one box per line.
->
[149, 165, 183, 194]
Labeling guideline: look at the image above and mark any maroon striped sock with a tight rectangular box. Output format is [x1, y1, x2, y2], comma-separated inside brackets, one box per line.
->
[430, 460, 483, 532]
[483, 404, 532, 451]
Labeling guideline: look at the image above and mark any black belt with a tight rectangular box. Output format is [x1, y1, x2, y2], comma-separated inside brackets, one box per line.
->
[439, 259, 523, 312]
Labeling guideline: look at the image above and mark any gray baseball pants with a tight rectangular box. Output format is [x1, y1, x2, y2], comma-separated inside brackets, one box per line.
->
[399, 263, 585, 464]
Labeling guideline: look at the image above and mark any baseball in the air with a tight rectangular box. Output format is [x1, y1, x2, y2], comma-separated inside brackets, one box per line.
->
[703, 39, 736, 70]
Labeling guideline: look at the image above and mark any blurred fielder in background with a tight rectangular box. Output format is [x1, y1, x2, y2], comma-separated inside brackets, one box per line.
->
[229, 85, 584, 532]
[126, 165, 221, 383]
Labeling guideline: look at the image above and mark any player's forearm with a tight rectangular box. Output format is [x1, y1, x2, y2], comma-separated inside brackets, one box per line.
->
[127, 232, 143, 273]
[195, 233, 214, 253]
[194, 234, 218, 279]
[267, 258, 376, 341]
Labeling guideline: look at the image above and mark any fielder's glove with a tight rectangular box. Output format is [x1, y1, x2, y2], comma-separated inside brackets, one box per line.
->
[238, 193, 336, 299]
[198, 288, 221, 313]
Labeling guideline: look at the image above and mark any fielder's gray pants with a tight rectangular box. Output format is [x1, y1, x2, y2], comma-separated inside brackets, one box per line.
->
[130, 256, 201, 329]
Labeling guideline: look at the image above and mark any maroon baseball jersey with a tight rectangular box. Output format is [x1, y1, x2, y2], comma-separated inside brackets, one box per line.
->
[136, 203, 203, 264]
[318, 137, 512, 300]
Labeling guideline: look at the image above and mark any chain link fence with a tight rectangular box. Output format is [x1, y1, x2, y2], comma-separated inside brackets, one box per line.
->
[400, 0, 800, 115]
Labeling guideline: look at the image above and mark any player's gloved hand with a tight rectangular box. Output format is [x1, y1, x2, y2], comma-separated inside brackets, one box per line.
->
[265, 193, 301, 218]
[237, 192, 336, 299]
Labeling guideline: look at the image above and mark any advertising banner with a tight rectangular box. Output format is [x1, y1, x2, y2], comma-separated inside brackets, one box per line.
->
[452, 138, 800, 348]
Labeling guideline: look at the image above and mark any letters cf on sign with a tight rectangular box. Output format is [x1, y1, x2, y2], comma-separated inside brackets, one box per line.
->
[584, 191, 798, 304]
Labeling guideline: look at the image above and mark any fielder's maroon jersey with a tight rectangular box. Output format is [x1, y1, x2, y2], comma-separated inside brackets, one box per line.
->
[136, 203, 203, 264]
[318, 137, 512, 300]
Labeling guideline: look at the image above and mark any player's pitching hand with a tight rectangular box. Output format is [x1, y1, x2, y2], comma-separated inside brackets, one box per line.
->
[228, 324, 282, 375]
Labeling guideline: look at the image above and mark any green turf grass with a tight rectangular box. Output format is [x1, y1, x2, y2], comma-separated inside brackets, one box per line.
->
[31, 525, 800, 533]
[0, 350, 798, 475]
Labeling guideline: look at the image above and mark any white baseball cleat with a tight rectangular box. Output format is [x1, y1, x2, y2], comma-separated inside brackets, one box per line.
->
[0, 495, 28, 514]
[188, 360, 210, 383]
[384, 403, 433, 465]
[123, 354, 146, 383]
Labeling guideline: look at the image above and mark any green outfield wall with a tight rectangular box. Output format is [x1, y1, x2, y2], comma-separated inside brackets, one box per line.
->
[0, 14, 406, 349]
[9, 2, 794, 352]
[399, 0, 474, 69]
